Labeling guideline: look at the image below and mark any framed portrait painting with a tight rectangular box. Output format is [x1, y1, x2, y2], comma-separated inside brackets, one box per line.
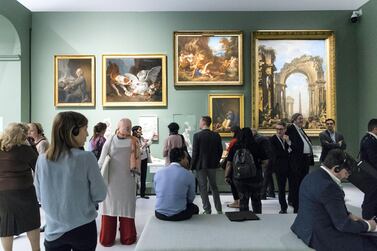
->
[54, 55, 95, 107]
[252, 30, 336, 136]
[102, 54, 167, 107]
[208, 94, 244, 137]
[174, 31, 243, 86]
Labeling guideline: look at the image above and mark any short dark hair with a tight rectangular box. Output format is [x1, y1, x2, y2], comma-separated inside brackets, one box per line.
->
[323, 149, 348, 169]
[325, 118, 335, 124]
[168, 122, 179, 135]
[169, 148, 185, 163]
[368, 119, 377, 132]
[291, 113, 302, 123]
[201, 116, 212, 126]
[276, 121, 286, 128]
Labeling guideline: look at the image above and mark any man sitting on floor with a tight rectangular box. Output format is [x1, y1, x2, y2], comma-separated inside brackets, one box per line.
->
[154, 148, 199, 221]
[291, 149, 377, 251]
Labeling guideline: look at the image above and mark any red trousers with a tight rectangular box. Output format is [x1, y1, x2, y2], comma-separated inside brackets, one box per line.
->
[99, 215, 137, 246]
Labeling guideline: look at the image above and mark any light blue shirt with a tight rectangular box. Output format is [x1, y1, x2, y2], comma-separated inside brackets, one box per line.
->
[154, 162, 196, 216]
[34, 149, 107, 241]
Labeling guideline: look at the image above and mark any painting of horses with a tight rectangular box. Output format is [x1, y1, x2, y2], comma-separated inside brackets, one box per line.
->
[102, 54, 167, 107]
[174, 31, 243, 86]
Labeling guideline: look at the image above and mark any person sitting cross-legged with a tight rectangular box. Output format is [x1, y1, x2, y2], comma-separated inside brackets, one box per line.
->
[154, 148, 199, 221]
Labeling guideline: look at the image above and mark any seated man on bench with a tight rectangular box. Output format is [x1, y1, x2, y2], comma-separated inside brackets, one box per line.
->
[291, 149, 377, 251]
[154, 148, 199, 221]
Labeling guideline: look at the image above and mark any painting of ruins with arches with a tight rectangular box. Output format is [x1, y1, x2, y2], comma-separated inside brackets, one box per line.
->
[252, 30, 336, 136]
[174, 31, 243, 86]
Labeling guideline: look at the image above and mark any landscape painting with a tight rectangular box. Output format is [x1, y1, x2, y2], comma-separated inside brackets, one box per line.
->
[174, 31, 243, 86]
[102, 54, 167, 107]
[252, 31, 336, 136]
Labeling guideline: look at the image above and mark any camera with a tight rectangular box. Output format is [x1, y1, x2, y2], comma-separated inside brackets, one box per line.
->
[351, 10, 362, 23]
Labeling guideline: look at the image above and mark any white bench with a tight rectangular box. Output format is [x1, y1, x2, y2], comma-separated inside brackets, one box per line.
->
[135, 214, 313, 251]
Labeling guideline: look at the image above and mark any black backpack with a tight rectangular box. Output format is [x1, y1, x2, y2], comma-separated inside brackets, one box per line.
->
[232, 148, 257, 180]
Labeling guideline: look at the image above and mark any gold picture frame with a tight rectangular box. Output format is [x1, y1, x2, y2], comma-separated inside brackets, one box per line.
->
[208, 94, 244, 137]
[102, 54, 167, 107]
[252, 30, 336, 136]
[174, 30, 243, 86]
[54, 55, 95, 107]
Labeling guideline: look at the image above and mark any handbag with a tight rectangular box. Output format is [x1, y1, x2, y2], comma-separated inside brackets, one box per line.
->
[179, 134, 192, 165]
[100, 135, 115, 185]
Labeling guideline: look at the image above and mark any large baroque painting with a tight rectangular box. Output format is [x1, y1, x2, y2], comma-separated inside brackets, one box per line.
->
[174, 31, 243, 86]
[209, 94, 244, 137]
[54, 55, 95, 107]
[252, 31, 336, 136]
[102, 55, 167, 107]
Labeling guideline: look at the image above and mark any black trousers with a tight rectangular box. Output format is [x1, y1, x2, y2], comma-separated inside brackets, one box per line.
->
[261, 165, 275, 197]
[155, 203, 199, 221]
[230, 179, 240, 201]
[276, 171, 289, 211]
[289, 155, 310, 213]
[362, 191, 377, 219]
[140, 158, 148, 197]
[44, 221, 97, 251]
[234, 180, 262, 213]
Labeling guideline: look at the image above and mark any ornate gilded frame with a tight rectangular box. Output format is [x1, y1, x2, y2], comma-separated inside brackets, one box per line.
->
[54, 55, 96, 107]
[174, 30, 243, 86]
[208, 94, 244, 137]
[102, 54, 167, 107]
[252, 30, 336, 136]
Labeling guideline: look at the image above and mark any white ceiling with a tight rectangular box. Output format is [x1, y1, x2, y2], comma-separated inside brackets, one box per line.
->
[17, 0, 369, 12]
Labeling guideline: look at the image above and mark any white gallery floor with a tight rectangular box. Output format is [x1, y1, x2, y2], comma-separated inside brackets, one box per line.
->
[3, 183, 363, 251]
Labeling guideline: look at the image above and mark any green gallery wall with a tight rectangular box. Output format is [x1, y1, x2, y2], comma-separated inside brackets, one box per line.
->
[357, 0, 377, 140]
[2, 1, 376, 158]
[30, 11, 360, 156]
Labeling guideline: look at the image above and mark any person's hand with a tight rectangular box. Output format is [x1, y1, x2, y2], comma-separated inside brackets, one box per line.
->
[225, 177, 231, 185]
[339, 140, 343, 146]
[349, 213, 363, 221]
[367, 220, 377, 232]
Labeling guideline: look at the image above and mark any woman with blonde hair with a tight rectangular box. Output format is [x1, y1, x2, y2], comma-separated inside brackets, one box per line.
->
[98, 118, 140, 246]
[0, 123, 40, 251]
[28, 122, 49, 154]
[34, 111, 107, 251]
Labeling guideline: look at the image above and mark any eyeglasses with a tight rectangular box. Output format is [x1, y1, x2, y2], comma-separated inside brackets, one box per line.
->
[276, 128, 284, 131]
[326, 123, 334, 125]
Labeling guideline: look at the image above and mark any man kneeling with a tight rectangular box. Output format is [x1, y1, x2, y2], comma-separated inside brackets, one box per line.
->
[154, 148, 199, 221]
[291, 149, 377, 251]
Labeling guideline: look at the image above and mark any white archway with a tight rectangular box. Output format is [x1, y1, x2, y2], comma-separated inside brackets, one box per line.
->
[0, 15, 21, 131]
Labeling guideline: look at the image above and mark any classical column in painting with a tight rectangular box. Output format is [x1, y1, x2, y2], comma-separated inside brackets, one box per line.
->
[286, 96, 294, 119]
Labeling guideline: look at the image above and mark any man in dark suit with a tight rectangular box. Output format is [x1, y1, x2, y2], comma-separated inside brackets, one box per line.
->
[291, 149, 377, 251]
[360, 118, 377, 219]
[319, 118, 346, 163]
[286, 113, 314, 213]
[191, 116, 223, 214]
[270, 122, 291, 214]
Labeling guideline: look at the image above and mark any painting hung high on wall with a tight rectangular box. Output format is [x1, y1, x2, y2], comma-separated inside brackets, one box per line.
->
[209, 94, 244, 137]
[102, 55, 167, 107]
[54, 55, 95, 107]
[252, 30, 336, 136]
[174, 31, 243, 86]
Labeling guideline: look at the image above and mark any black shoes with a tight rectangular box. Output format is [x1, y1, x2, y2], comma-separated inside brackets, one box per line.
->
[279, 210, 287, 214]
[141, 196, 150, 199]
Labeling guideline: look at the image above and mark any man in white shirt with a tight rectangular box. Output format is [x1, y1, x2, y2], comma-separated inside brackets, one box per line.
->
[286, 113, 314, 213]
[291, 149, 377, 251]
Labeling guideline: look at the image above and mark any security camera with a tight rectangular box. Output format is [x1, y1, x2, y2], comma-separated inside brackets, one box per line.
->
[351, 9, 362, 23]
